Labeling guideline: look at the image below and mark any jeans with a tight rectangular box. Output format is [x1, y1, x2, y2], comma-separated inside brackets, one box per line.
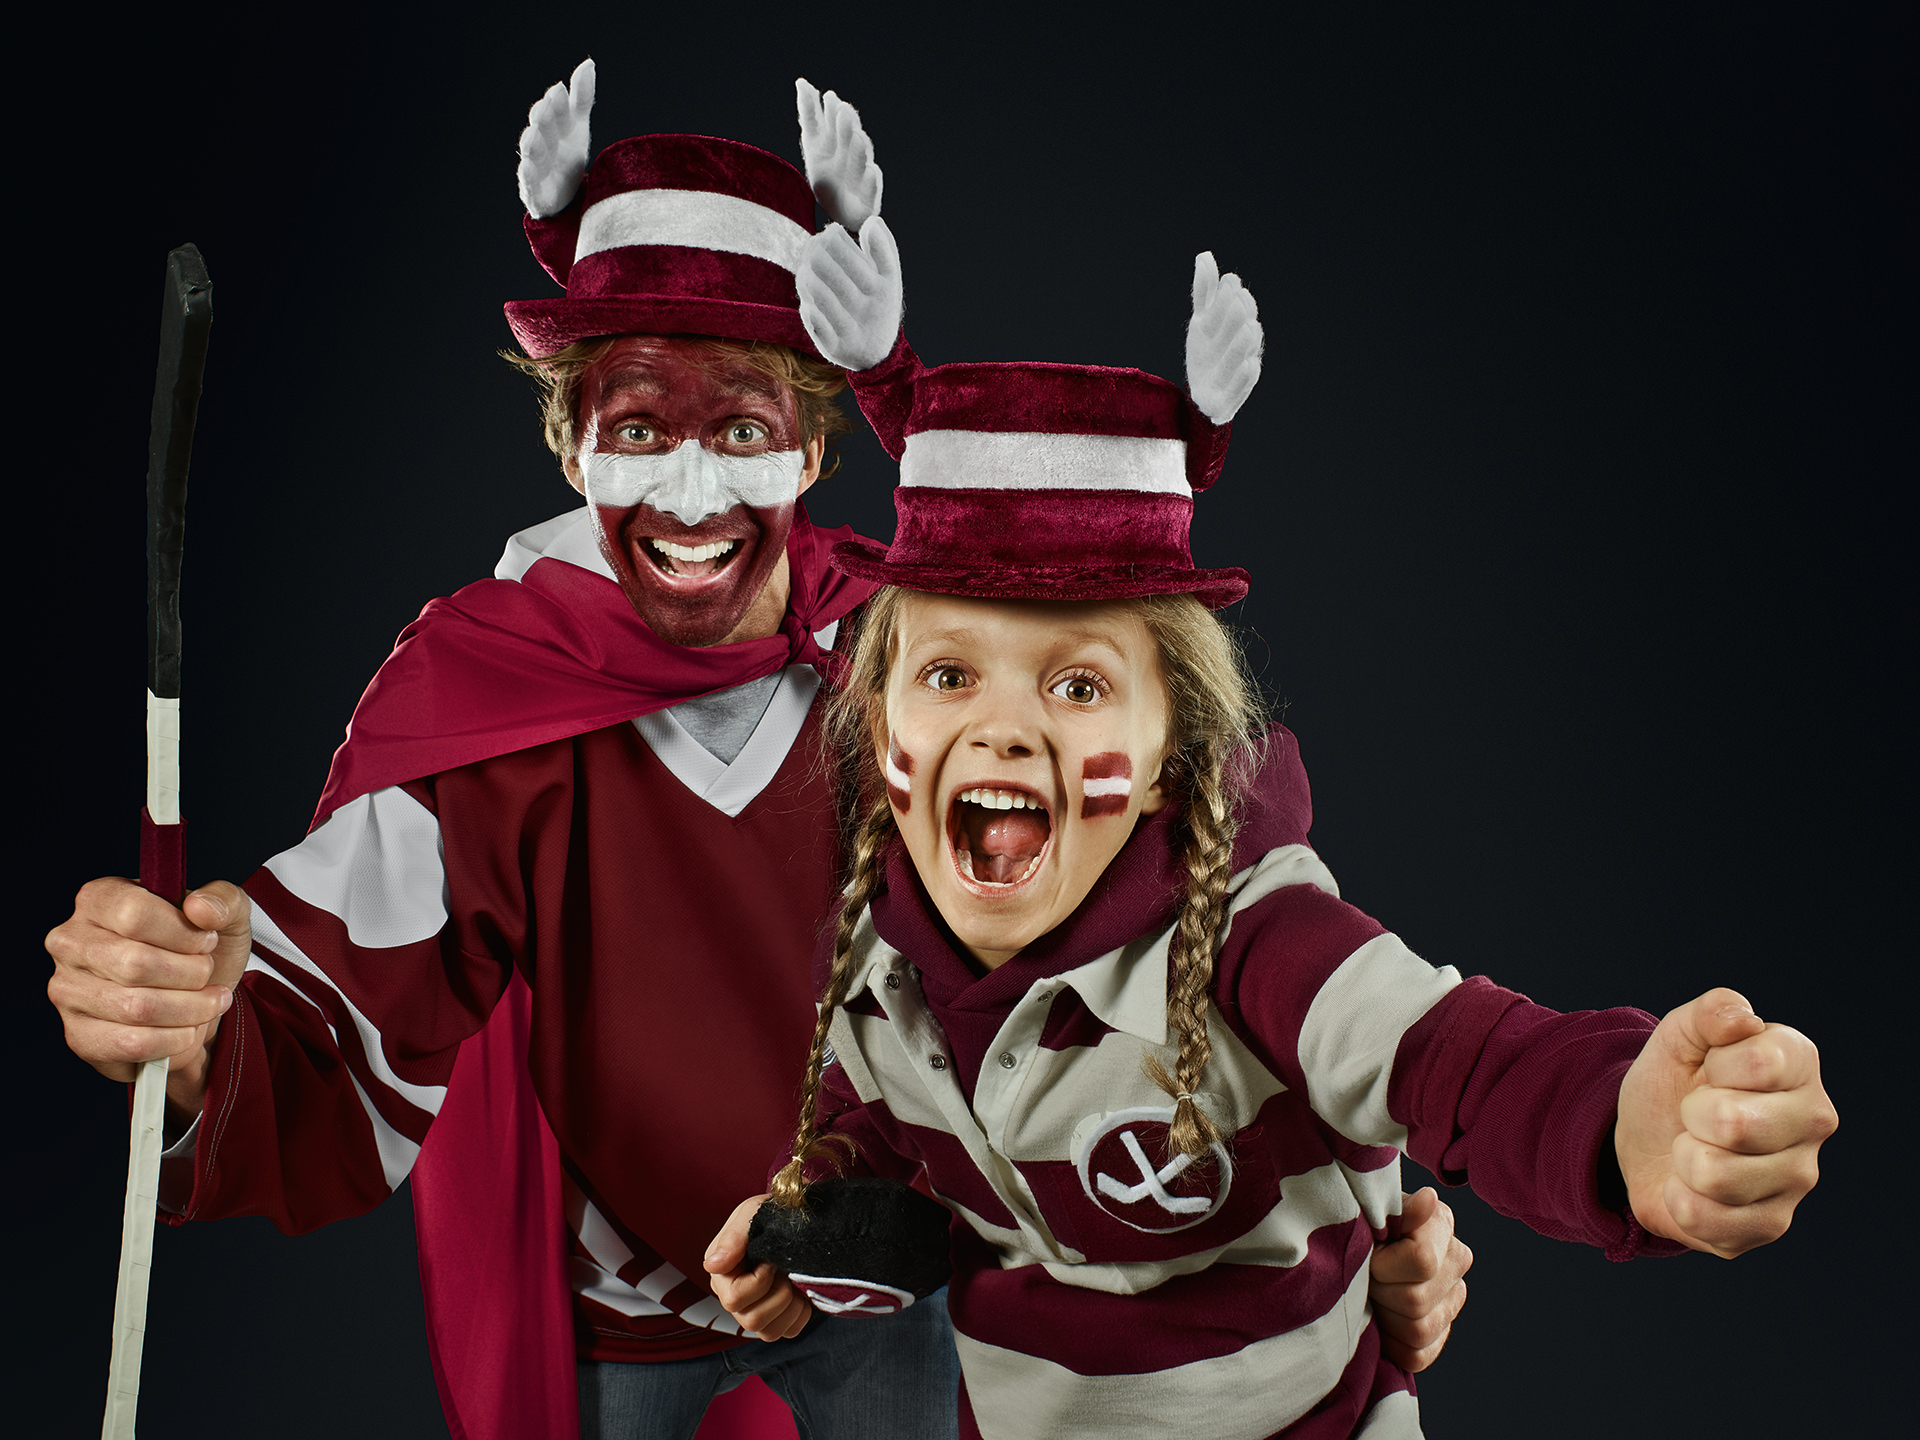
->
[578, 1288, 959, 1440]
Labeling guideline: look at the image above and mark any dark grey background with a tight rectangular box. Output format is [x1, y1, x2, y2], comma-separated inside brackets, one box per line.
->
[18, 6, 1899, 1437]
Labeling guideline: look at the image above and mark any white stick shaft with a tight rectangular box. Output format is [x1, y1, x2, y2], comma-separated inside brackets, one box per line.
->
[146, 692, 180, 823]
[102, 1055, 168, 1439]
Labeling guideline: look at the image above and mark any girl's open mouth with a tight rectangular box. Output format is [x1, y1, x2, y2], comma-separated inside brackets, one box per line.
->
[948, 786, 1053, 888]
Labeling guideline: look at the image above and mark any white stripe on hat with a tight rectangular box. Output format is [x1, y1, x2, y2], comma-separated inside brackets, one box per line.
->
[576, 188, 811, 272]
[899, 430, 1191, 496]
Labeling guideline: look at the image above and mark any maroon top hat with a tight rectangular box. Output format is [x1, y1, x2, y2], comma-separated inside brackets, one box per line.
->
[831, 337, 1251, 610]
[505, 134, 822, 358]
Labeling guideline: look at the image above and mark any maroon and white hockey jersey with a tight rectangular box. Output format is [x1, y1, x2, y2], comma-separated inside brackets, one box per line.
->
[160, 506, 877, 1436]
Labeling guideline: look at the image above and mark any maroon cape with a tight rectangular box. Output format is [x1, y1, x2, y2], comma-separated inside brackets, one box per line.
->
[311, 508, 875, 1440]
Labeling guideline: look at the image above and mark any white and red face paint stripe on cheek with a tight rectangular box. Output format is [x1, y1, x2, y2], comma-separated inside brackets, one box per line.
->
[1081, 753, 1133, 818]
[885, 739, 915, 812]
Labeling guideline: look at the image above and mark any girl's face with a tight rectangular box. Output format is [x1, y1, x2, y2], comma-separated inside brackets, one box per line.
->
[884, 593, 1172, 970]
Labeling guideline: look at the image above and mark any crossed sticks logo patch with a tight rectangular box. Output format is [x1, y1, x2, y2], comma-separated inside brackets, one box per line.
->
[790, 1274, 917, 1317]
[1074, 1106, 1233, 1233]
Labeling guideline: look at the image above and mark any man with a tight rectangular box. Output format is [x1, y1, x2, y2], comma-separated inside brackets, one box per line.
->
[46, 65, 1467, 1439]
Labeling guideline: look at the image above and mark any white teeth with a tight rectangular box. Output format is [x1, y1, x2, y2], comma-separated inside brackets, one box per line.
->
[650, 537, 738, 562]
[959, 788, 1043, 811]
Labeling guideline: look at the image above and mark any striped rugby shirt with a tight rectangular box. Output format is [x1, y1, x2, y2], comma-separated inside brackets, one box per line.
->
[806, 731, 1678, 1439]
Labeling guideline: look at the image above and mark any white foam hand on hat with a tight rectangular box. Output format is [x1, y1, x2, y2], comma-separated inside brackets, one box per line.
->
[796, 79, 883, 234]
[1186, 252, 1264, 424]
[798, 216, 903, 372]
[518, 58, 596, 219]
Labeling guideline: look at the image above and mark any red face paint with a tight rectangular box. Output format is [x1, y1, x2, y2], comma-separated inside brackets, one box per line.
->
[885, 739, 915, 813]
[576, 337, 808, 646]
[1080, 752, 1134, 819]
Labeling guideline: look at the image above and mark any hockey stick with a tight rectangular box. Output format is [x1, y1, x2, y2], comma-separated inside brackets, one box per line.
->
[103, 243, 212, 1440]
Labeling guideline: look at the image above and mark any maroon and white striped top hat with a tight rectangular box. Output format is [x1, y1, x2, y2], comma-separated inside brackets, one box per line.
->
[831, 344, 1251, 610]
[505, 134, 821, 358]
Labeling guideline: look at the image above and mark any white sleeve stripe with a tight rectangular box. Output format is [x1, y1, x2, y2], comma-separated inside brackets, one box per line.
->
[246, 905, 449, 1116]
[1296, 933, 1461, 1148]
[263, 787, 449, 949]
[347, 1071, 420, 1192]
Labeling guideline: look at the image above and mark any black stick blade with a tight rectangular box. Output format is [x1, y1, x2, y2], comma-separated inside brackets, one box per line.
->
[146, 244, 212, 700]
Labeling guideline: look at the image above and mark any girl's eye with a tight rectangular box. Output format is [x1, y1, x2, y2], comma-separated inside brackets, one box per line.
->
[724, 420, 767, 446]
[925, 665, 970, 692]
[1051, 674, 1104, 705]
[616, 421, 657, 444]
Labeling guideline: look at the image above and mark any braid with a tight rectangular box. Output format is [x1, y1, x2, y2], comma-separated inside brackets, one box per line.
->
[772, 586, 909, 1210]
[1130, 594, 1264, 1163]
[770, 793, 895, 1209]
[1146, 745, 1238, 1159]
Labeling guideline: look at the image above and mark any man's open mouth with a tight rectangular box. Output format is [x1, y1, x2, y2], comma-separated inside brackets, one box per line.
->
[646, 536, 743, 579]
[949, 787, 1054, 888]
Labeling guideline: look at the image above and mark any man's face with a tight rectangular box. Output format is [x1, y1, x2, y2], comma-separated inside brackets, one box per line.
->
[883, 593, 1172, 971]
[565, 336, 823, 646]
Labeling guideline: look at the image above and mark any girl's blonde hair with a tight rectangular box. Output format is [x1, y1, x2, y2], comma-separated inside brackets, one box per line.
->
[770, 588, 1263, 1207]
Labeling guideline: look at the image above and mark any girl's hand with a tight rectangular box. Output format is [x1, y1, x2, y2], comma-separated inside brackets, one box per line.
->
[1370, 1187, 1471, 1372]
[704, 1194, 815, 1341]
[1614, 989, 1836, 1257]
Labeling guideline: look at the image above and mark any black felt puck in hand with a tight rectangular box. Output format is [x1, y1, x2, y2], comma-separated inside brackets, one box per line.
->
[745, 1177, 952, 1316]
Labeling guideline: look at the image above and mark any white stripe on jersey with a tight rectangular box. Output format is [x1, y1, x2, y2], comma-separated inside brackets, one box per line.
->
[632, 664, 822, 817]
[569, 1257, 675, 1321]
[346, 1069, 421, 1191]
[246, 906, 450, 1119]
[564, 1190, 742, 1332]
[1296, 931, 1462, 1149]
[237, 933, 429, 1194]
[957, 1261, 1371, 1440]
[264, 787, 448, 948]
[1355, 1389, 1422, 1438]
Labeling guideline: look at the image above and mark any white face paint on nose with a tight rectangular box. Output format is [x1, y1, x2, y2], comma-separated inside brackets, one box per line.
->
[581, 445, 807, 523]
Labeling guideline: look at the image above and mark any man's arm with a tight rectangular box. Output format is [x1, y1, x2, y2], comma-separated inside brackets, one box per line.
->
[48, 781, 514, 1231]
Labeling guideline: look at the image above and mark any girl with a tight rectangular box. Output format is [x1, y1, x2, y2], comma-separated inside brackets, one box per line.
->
[708, 247, 1835, 1440]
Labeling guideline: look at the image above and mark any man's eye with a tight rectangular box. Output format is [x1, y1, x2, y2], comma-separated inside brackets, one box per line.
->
[1052, 675, 1102, 704]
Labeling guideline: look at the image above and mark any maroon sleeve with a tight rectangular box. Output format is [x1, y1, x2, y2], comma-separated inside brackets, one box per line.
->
[159, 775, 513, 1233]
[1218, 879, 1686, 1260]
[1389, 978, 1688, 1259]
